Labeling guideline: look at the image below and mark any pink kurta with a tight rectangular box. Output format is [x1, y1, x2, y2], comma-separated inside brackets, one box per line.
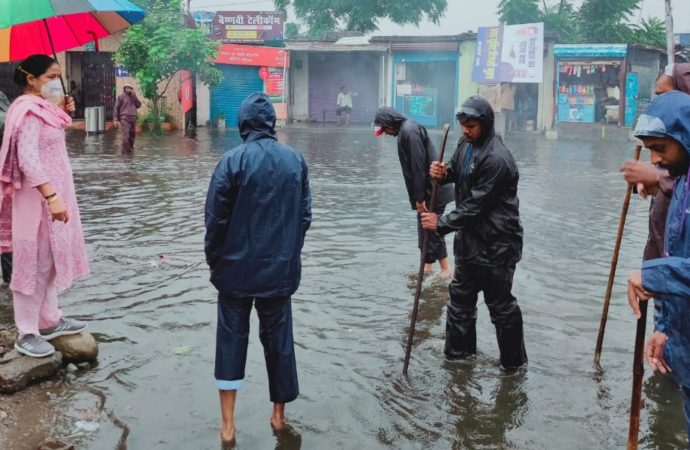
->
[5, 99, 89, 295]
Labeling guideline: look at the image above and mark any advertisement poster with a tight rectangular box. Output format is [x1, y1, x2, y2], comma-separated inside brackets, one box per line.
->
[472, 22, 544, 83]
[180, 70, 193, 114]
[208, 11, 284, 44]
[214, 44, 289, 68]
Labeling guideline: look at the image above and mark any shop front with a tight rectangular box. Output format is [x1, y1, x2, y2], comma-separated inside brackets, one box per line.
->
[211, 44, 289, 127]
[391, 45, 459, 128]
[554, 44, 629, 127]
[306, 51, 381, 124]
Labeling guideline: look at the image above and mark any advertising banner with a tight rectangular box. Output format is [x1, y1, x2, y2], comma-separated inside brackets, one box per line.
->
[180, 70, 193, 114]
[214, 44, 289, 68]
[209, 11, 284, 44]
[472, 22, 544, 84]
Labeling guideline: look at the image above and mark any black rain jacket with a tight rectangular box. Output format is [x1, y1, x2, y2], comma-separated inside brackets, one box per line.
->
[374, 108, 453, 210]
[204, 93, 312, 297]
[438, 96, 523, 267]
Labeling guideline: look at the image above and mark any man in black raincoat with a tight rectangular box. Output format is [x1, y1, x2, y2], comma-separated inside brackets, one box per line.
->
[373, 107, 454, 277]
[205, 92, 312, 444]
[421, 96, 527, 370]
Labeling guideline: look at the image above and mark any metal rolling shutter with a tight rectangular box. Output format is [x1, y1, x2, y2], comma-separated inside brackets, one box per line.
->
[211, 65, 264, 128]
[308, 52, 380, 124]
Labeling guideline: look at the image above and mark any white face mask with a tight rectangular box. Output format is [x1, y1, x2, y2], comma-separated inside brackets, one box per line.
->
[40, 79, 64, 105]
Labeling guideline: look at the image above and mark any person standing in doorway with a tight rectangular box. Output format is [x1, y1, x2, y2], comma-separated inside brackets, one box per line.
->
[421, 96, 527, 370]
[0, 54, 89, 357]
[205, 92, 311, 446]
[373, 107, 454, 279]
[336, 85, 353, 127]
[113, 83, 141, 153]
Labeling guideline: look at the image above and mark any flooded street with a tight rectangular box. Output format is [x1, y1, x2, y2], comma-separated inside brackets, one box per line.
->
[1, 125, 688, 449]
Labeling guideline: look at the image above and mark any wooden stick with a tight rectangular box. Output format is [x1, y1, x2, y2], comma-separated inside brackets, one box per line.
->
[627, 298, 649, 450]
[594, 144, 642, 364]
[403, 124, 451, 376]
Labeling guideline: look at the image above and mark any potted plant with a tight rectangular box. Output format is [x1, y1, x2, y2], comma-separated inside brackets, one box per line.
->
[216, 113, 226, 129]
[160, 110, 174, 131]
[136, 111, 154, 133]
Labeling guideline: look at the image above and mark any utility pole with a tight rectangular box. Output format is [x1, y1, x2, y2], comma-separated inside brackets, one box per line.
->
[666, 0, 674, 64]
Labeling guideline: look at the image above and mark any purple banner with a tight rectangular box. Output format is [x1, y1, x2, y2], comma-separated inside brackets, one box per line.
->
[472, 26, 504, 83]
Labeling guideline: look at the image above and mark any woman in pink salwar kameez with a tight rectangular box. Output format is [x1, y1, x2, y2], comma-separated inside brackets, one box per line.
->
[0, 55, 90, 358]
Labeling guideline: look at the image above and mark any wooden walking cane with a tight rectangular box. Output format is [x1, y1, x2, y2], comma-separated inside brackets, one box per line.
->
[403, 124, 451, 376]
[627, 297, 649, 450]
[594, 144, 642, 364]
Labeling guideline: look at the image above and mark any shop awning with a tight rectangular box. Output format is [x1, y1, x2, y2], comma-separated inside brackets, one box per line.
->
[554, 44, 627, 58]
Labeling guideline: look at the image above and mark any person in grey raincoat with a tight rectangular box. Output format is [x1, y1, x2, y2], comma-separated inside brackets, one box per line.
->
[628, 90, 690, 439]
[421, 96, 527, 370]
[373, 107, 454, 278]
[205, 92, 311, 444]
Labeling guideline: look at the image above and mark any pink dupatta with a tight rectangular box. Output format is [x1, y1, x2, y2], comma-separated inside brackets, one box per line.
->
[0, 95, 71, 248]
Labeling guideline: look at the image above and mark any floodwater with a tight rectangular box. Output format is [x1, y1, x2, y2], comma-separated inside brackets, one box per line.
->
[0, 125, 688, 450]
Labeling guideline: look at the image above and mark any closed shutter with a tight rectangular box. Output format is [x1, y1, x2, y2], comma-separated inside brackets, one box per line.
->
[308, 53, 380, 124]
[211, 65, 264, 128]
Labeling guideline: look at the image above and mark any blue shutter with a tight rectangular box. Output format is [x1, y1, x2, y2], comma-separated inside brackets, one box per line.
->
[211, 65, 264, 128]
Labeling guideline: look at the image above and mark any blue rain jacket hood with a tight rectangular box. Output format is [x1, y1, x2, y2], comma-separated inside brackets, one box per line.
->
[205, 92, 312, 297]
[634, 91, 690, 155]
[637, 91, 690, 388]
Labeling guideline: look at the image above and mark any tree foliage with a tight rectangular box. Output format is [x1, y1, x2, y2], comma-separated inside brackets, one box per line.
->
[498, 0, 540, 26]
[274, 0, 447, 35]
[115, 0, 221, 133]
[497, 0, 666, 47]
[578, 0, 641, 43]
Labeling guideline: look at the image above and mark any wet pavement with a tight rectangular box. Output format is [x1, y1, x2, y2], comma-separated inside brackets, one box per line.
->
[0, 125, 688, 449]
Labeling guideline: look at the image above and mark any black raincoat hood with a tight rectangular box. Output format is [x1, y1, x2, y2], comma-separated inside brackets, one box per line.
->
[374, 107, 407, 134]
[238, 92, 277, 142]
[458, 96, 495, 146]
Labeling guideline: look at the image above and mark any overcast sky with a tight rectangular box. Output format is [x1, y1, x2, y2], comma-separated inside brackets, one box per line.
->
[189, 0, 690, 35]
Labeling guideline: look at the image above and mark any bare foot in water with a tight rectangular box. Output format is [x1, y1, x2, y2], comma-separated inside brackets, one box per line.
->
[220, 426, 236, 446]
[438, 269, 453, 281]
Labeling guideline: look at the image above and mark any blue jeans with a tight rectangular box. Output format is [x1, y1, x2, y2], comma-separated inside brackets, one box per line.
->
[215, 295, 298, 403]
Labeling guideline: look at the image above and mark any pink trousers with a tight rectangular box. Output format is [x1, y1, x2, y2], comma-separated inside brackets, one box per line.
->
[12, 219, 62, 337]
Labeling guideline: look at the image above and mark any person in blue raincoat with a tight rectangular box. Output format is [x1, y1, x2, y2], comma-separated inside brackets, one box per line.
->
[205, 92, 312, 445]
[628, 90, 690, 439]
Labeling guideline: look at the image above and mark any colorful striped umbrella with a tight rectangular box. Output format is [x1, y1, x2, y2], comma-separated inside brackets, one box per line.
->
[0, 0, 146, 63]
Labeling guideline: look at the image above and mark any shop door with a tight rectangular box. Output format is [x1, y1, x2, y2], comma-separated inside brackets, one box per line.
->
[308, 53, 379, 124]
[0, 63, 21, 101]
[74, 52, 116, 120]
[625, 73, 639, 128]
[211, 65, 263, 127]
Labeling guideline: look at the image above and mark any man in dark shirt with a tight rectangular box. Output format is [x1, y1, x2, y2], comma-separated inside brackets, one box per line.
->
[113, 83, 142, 153]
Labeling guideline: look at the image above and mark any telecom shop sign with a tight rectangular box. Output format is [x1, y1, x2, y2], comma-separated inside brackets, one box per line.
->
[472, 22, 544, 84]
[209, 11, 284, 43]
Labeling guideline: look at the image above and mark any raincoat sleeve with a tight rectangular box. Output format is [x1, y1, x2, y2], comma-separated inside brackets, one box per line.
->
[407, 129, 429, 204]
[439, 143, 460, 186]
[641, 257, 690, 333]
[16, 114, 50, 188]
[642, 257, 690, 297]
[204, 156, 234, 270]
[436, 153, 507, 235]
[113, 95, 121, 121]
[301, 156, 312, 241]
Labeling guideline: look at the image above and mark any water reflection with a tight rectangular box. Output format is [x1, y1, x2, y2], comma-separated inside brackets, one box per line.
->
[0, 127, 687, 449]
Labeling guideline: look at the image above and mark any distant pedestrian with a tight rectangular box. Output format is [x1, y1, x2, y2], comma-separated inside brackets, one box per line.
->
[374, 107, 454, 279]
[113, 83, 141, 153]
[205, 92, 311, 445]
[0, 54, 89, 357]
[421, 96, 527, 370]
[336, 85, 353, 127]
